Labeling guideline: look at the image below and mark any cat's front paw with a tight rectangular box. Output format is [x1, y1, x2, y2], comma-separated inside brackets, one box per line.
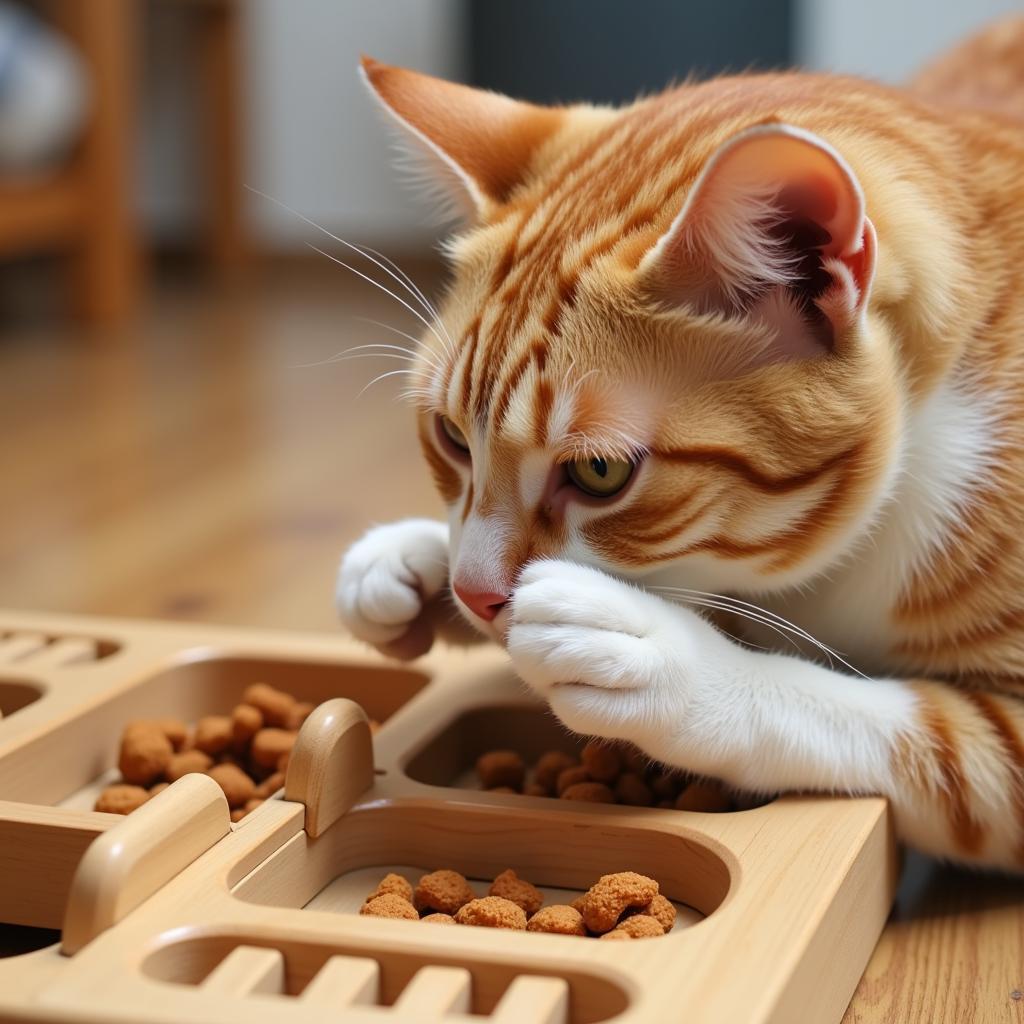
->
[505, 560, 688, 740]
[336, 519, 449, 660]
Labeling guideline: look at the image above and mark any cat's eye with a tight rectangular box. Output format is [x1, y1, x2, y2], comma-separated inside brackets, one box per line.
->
[566, 456, 634, 498]
[439, 415, 470, 453]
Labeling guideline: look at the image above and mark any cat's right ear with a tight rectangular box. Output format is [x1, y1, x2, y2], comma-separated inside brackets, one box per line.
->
[360, 57, 563, 223]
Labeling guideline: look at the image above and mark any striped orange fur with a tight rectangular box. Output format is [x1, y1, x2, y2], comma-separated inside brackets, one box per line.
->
[338, 24, 1024, 869]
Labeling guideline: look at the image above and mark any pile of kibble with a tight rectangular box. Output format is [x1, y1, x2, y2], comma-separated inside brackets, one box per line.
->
[94, 684, 378, 822]
[476, 738, 734, 812]
[360, 867, 674, 940]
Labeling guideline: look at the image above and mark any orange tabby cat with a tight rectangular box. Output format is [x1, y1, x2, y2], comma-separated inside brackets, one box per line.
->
[338, 24, 1024, 869]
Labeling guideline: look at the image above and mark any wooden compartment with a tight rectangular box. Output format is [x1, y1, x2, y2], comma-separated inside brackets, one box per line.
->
[0, 610, 898, 1024]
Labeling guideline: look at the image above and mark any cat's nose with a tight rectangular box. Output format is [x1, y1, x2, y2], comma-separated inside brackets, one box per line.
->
[452, 582, 509, 622]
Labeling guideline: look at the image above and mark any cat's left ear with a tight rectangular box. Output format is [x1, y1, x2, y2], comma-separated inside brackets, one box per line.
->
[640, 123, 876, 355]
[360, 57, 564, 223]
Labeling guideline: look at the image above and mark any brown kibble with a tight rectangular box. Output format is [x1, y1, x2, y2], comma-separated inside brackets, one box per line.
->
[650, 771, 681, 800]
[656, 799, 674, 809]
[524, 782, 549, 798]
[253, 770, 285, 799]
[118, 725, 173, 786]
[487, 786, 518, 794]
[368, 719, 381, 735]
[148, 782, 169, 798]
[577, 872, 659, 933]
[166, 749, 213, 782]
[194, 716, 233, 756]
[454, 896, 527, 930]
[561, 782, 615, 803]
[230, 808, 246, 823]
[533, 751, 578, 793]
[599, 929, 633, 940]
[619, 744, 650, 776]
[276, 751, 291, 774]
[287, 701, 315, 731]
[367, 873, 414, 904]
[95, 784, 149, 815]
[243, 798, 264, 814]
[615, 773, 654, 807]
[414, 869, 476, 915]
[360, 893, 418, 921]
[639, 893, 676, 933]
[581, 740, 622, 784]
[489, 869, 543, 916]
[675, 782, 733, 813]
[526, 905, 587, 936]
[555, 765, 591, 795]
[207, 762, 256, 809]
[251, 728, 297, 770]
[231, 704, 263, 750]
[242, 683, 296, 728]
[422, 913, 456, 924]
[141, 718, 188, 751]
[475, 750, 525, 791]
[608, 914, 664, 938]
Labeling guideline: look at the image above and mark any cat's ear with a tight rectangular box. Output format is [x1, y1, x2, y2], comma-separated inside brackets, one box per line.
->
[640, 123, 876, 358]
[360, 57, 563, 223]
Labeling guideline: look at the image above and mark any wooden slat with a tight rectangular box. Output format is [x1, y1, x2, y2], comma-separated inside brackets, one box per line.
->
[200, 946, 284, 996]
[492, 976, 569, 1024]
[393, 966, 472, 1017]
[299, 955, 379, 1007]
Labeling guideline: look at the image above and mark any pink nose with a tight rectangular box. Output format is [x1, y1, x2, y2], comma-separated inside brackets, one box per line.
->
[453, 582, 509, 622]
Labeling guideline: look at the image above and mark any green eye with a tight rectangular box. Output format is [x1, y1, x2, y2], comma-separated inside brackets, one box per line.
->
[566, 456, 634, 497]
[440, 415, 470, 452]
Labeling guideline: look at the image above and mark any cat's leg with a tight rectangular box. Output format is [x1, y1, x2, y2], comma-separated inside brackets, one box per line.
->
[337, 519, 482, 659]
[507, 559, 1024, 870]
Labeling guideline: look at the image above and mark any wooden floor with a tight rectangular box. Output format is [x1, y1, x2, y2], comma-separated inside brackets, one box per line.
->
[2, 261, 1024, 1021]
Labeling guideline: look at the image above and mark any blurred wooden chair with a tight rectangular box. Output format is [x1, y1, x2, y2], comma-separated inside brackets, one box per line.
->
[0, 0, 246, 326]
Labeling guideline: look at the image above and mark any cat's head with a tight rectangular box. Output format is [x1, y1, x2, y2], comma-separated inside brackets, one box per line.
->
[362, 59, 902, 634]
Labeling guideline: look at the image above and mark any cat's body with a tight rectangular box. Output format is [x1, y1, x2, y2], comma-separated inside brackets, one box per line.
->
[337, 21, 1024, 870]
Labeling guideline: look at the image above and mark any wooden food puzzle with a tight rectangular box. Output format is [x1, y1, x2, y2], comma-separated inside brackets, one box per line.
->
[0, 608, 898, 1023]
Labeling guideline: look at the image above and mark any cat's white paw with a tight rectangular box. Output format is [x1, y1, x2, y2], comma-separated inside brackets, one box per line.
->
[336, 519, 449, 658]
[506, 559, 742, 773]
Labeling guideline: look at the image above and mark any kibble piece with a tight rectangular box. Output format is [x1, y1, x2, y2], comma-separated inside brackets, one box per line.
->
[599, 930, 633, 941]
[118, 725, 173, 786]
[580, 740, 622, 784]
[287, 701, 315, 731]
[615, 773, 654, 807]
[526, 905, 587, 936]
[578, 872, 659, 933]
[242, 683, 295, 728]
[656, 799, 674, 809]
[561, 782, 615, 803]
[555, 765, 591, 795]
[422, 913, 456, 924]
[489, 869, 543, 916]
[454, 896, 527, 930]
[650, 771, 681, 800]
[230, 808, 246, 823]
[95, 784, 150, 815]
[251, 728, 297, 770]
[148, 782, 169, 798]
[524, 782, 549, 798]
[207, 762, 256, 809]
[475, 750, 526, 791]
[368, 719, 382, 736]
[194, 716, 233, 756]
[675, 782, 733, 813]
[146, 718, 188, 751]
[253, 770, 285, 799]
[231, 704, 263, 750]
[243, 798, 264, 814]
[166, 749, 214, 782]
[276, 751, 291, 774]
[367, 873, 414, 904]
[487, 786, 518, 794]
[414, 869, 476, 915]
[607, 914, 664, 939]
[533, 751, 578, 793]
[619, 744, 650, 776]
[360, 893, 419, 921]
[640, 893, 676, 933]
